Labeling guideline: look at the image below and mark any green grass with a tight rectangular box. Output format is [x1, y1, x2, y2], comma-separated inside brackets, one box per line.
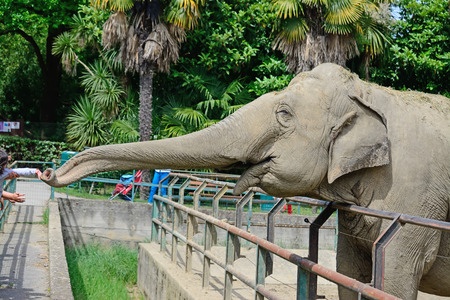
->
[41, 207, 49, 225]
[66, 243, 143, 300]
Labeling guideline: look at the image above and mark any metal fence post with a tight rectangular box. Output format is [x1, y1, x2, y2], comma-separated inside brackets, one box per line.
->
[372, 215, 403, 290]
[186, 214, 195, 273]
[308, 204, 336, 300]
[266, 198, 286, 275]
[151, 198, 160, 242]
[213, 186, 228, 218]
[193, 181, 208, 210]
[225, 231, 239, 300]
[255, 245, 267, 300]
[202, 221, 213, 288]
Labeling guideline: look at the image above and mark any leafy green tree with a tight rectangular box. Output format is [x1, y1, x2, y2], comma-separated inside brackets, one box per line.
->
[160, 69, 251, 137]
[0, 0, 84, 124]
[152, 0, 293, 137]
[372, 0, 450, 96]
[53, 5, 139, 150]
[271, 0, 392, 75]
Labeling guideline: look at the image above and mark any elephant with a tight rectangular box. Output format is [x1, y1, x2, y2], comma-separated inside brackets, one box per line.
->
[41, 63, 450, 300]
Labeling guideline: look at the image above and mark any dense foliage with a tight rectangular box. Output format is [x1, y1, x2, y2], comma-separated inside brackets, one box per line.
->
[0, 0, 85, 128]
[0, 0, 448, 148]
[372, 0, 450, 96]
[152, 0, 293, 137]
[0, 135, 70, 162]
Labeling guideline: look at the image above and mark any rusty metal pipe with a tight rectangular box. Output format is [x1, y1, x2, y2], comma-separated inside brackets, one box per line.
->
[153, 195, 400, 300]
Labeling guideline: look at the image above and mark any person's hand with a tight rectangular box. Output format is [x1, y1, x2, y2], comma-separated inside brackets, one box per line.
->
[2, 191, 26, 203]
[5, 171, 19, 180]
[35, 169, 42, 179]
[10, 192, 25, 203]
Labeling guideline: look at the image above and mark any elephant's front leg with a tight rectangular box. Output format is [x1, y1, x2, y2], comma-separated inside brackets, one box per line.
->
[336, 231, 373, 299]
[381, 225, 441, 300]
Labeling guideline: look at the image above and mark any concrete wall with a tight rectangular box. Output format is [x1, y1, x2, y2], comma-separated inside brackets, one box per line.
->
[57, 198, 337, 250]
[196, 208, 337, 250]
[57, 198, 153, 248]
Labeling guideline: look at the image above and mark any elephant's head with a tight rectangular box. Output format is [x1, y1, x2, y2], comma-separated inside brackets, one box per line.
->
[42, 63, 390, 197]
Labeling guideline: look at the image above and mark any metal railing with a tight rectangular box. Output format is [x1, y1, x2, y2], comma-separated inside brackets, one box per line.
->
[151, 194, 399, 300]
[0, 180, 15, 231]
[148, 172, 450, 299]
[288, 197, 450, 294]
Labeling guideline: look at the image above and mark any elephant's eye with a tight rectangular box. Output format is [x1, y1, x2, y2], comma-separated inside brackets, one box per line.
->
[276, 105, 293, 127]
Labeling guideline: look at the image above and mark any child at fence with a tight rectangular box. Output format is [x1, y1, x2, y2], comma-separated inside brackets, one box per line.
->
[0, 149, 42, 210]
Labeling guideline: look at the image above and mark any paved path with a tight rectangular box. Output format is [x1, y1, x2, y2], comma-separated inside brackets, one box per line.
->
[0, 180, 51, 299]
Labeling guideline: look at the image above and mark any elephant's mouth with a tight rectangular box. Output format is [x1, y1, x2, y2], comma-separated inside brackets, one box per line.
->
[219, 156, 273, 172]
[225, 156, 274, 195]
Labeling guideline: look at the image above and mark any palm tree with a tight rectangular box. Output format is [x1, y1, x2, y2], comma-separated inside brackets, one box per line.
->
[52, 6, 140, 149]
[66, 96, 110, 150]
[159, 69, 252, 138]
[95, 0, 205, 142]
[272, 0, 392, 77]
[95, 0, 205, 195]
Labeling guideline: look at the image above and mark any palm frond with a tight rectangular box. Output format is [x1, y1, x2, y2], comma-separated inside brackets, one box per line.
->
[102, 11, 128, 49]
[302, 0, 329, 6]
[66, 96, 110, 150]
[110, 119, 139, 143]
[325, 0, 364, 26]
[356, 15, 390, 56]
[102, 49, 124, 72]
[167, 0, 204, 30]
[173, 107, 208, 129]
[272, 0, 303, 19]
[221, 104, 245, 118]
[91, 80, 125, 117]
[80, 60, 115, 94]
[52, 32, 79, 76]
[91, 0, 133, 12]
[323, 23, 354, 35]
[273, 17, 308, 45]
[120, 25, 140, 73]
[196, 99, 229, 116]
[142, 22, 181, 73]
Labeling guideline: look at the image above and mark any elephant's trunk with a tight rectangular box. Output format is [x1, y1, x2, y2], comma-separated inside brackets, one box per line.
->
[41, 98, 276, 188]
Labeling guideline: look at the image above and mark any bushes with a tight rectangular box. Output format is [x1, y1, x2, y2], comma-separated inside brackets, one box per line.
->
[0, 135, 72, 162]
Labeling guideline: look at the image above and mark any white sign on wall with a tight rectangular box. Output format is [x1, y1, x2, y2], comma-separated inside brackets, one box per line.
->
[0, 121, 20, 132]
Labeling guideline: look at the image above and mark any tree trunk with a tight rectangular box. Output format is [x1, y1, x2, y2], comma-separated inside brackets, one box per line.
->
[40, 26, 64, 125]
[138, 63, 155, 199]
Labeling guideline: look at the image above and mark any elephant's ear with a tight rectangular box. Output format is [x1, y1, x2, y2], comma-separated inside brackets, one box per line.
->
[327, 95, 390, 184]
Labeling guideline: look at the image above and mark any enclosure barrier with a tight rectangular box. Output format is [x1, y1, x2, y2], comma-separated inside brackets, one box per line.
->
[0, 160, 54, 230]
[287, 197, 450, 295]
[0, 180, 15, 231]
[151, 194, 400, 300]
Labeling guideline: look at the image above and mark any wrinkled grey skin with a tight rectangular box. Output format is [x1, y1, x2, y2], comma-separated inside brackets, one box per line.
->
[42, 63, 450, 299]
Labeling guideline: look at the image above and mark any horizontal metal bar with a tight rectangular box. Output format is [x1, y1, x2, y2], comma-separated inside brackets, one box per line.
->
[155, 217, 281, 299]
[289, 197, 450, 232]
[153, 195, 400, 300]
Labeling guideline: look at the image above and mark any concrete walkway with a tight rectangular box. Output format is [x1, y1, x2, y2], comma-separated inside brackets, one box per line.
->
[0, 180, 51, 299]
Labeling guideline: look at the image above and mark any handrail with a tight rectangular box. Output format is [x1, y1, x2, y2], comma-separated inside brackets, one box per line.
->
[148, 173, 450, 299]
[288, 196, 450, 232]
[0, 180, 16, 231]
[151, 194, 400, 300]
